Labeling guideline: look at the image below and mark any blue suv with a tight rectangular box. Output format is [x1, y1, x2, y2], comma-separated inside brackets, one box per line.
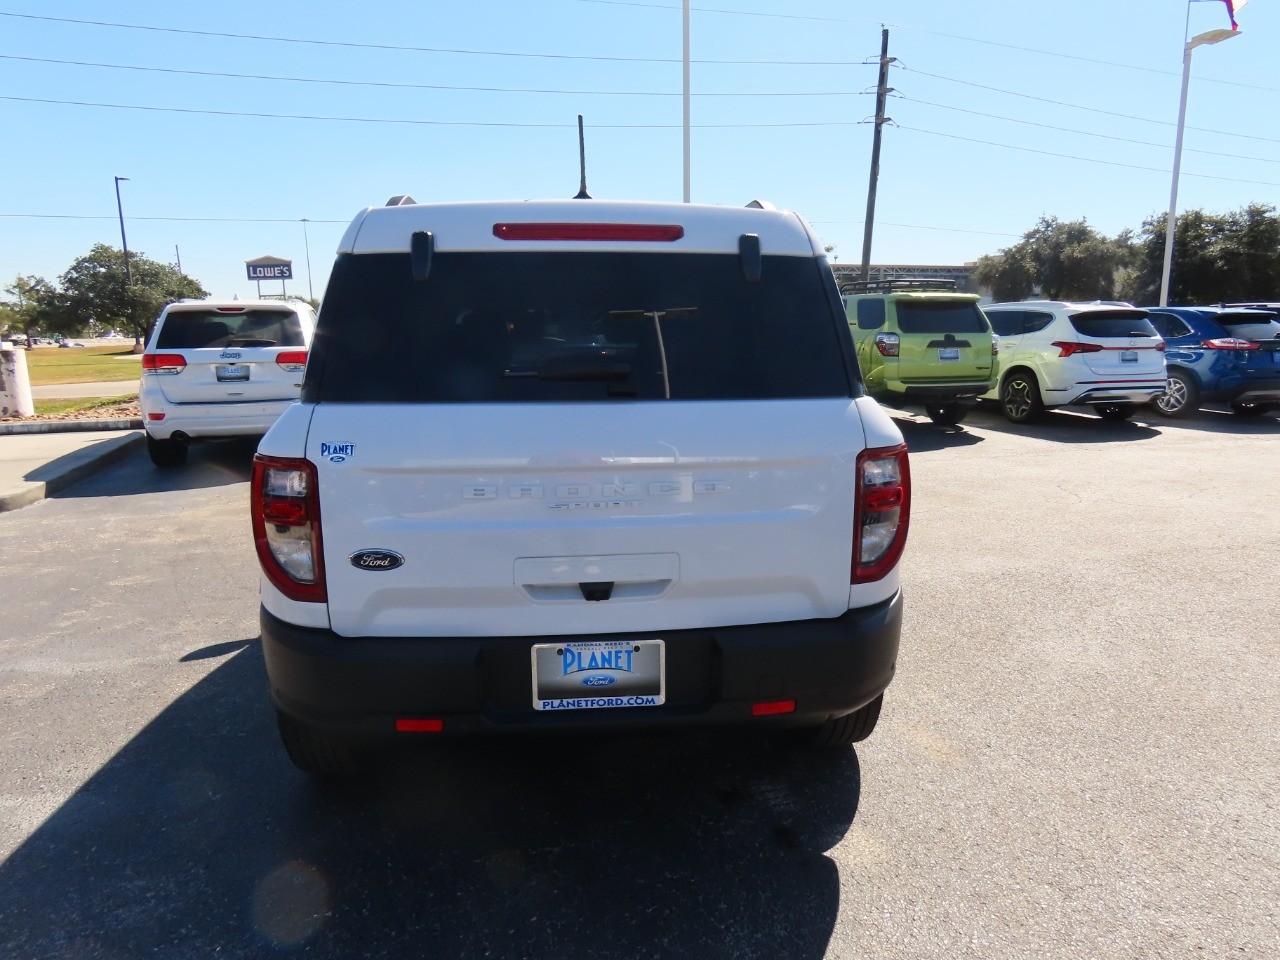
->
[1143, 307, 1280, 418]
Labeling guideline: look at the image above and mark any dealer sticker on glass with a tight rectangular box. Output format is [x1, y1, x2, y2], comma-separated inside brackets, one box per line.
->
[531, 639, 665, 711]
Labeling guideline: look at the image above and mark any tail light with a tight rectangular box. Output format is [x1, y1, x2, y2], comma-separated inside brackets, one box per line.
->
[874, 332, 900, 357]
[853, 444, 911, 584]
[276, 350, 308, 372]
[141, 353, 187, 374]
[1203, 338, 1259, 350]
[992, 334, 1000, 356]
[493, 222, 684, 242]
[1051, 341, 1104, 357]
[1154, 340, 1166, 352]
[251, 455, 326, 603]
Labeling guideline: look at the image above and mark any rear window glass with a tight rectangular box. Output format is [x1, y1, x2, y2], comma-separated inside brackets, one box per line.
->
[856, 299, 886, 330]
[157, 309, 305, 349]
[895, 301, 988, 334]
[1068, 311, 1158, 339]
[1220, 316, 1280, 340]
[310, 251, 855, 403]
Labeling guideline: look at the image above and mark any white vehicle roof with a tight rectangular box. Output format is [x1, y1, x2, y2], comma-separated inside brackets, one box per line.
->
[984, 300, 1143, 315]
[162, 299, 312, 313]
[336, 198, 825, 257]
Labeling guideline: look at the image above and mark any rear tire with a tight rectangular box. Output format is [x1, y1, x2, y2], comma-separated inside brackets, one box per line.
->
[1153, 368, 1199, 418]
[924, 402, 967, 426]
[807, 695, 883, 748]
[146, 434, 188, 468]
[999, 371, 1043, 423]
[1097, 403, 1136, 421]
[276, 710, 362, 775]
[1230, 401, 1277, 417]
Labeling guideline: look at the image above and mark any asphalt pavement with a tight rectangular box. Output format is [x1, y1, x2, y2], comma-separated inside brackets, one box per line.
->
[0, 429, 144, 513]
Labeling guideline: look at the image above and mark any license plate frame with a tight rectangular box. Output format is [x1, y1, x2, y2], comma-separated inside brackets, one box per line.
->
[216, 364, 250, 382]
[938, 348, 961, 362]
[531, 638, 665, 711]
[1120, 350, 1139, 364]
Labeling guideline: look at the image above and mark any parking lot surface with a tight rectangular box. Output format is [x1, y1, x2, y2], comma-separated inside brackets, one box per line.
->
[0, 407, 1276, 959]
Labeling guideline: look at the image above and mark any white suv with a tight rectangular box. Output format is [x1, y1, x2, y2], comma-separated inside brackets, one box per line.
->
[982, 301, 1166, 422]
[140, 298, 316, 466]
[252, 197, 910, 774]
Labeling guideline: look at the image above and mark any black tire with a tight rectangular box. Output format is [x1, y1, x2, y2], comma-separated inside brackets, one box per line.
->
[999, 371, 1043, 423]
[276, 710, 362, 775]
[1230, 401, 1278, 417]
[1153, 368, 1199, 418]
[807, 694, 883, 748]
[1097, 403, 1137, 421]
[146, 434, 188, 467]
[924, 402, 967, 426]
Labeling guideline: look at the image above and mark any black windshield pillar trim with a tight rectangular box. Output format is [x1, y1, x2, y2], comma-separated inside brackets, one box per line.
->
[739, 234, 762, 283]
[411, 231, 434, 282]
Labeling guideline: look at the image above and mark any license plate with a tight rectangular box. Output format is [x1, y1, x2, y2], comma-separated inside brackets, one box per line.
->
[531, 638, 665, 711]
[216, 364, 250, 381]
[1120, 351, 1138, 363]
[938, 348, 960, 362]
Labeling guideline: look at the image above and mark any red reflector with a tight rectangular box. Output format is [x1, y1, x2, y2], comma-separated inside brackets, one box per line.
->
[147, 412, 165, 421]
[493, 222, 685, 242]
[395, 718, 444, 733]
[752, 699, 796, 717]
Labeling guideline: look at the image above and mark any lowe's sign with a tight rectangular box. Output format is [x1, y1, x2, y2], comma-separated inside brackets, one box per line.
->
[246, 256, 293, 281]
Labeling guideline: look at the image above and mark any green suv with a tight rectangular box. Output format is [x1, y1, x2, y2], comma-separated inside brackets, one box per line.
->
[842, 279, 998, 425]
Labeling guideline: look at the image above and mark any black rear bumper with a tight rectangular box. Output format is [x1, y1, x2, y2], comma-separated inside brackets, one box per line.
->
[260, 592, 902, 741]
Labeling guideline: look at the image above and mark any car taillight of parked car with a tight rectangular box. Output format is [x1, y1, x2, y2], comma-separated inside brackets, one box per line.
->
[852, 444, 910, 584]
[1050, 341, 1104, 358]
[276, 350, 308, 373]
[874, 332, 900, 357]
[141, 353, 187, 374]
[1202, 338, 1260, 351]
[251, 455, 326, 603]
[992, 335, 1000, 356]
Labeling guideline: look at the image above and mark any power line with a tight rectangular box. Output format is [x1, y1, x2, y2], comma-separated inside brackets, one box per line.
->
[0, 213, 348, 223]
[896, 126, 1280, 187]
[810, 219, 1021, 238]
[900, 66, 1280, 146]
[0, 11, 868, 66]
[906, 96, 1280, 165]
[0, 53, 871, 98]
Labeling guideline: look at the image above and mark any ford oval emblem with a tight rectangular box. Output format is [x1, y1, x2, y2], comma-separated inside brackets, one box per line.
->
[581, 674, 617, 687]
[349, 550, 404, 571]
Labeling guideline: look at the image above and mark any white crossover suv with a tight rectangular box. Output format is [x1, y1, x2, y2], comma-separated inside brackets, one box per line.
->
[253, 197, 910, 774]
[981, 301, 1167, 422]
[140, 298, 316, 466]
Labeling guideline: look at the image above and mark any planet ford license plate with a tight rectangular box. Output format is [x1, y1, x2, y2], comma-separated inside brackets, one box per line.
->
[216, 364, 250, 381]
[531, 638, 665, 711]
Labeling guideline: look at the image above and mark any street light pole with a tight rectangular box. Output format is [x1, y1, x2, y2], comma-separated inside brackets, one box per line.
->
[113, 176, 131, 285]
[682, 0, 691, 203]
[300, 218, 314, 302]
[1158, 27, 1240, 307]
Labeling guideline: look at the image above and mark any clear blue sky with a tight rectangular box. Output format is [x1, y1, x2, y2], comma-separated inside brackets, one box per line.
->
[1, 0, 1275, 302]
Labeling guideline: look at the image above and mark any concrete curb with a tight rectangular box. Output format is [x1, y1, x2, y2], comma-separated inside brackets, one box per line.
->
[0, 431, 145, 514]
[0, 418, 144, 436]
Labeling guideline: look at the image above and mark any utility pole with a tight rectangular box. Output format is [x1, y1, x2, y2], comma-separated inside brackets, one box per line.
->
[114, 176, 131, 284]
[859, 27, 894, 283]
[175, 244, 183, 274]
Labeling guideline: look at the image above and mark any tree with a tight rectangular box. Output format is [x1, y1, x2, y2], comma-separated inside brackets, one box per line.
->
[50, 244, 207, 349]
[2, 276, 57, 346]
[975, 217, 1124, 302]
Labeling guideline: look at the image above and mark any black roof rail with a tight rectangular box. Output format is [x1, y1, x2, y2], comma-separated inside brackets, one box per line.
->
[840, 277, 958, 294]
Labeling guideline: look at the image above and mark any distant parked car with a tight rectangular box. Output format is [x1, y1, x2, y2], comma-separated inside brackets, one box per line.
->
[140, 298, 317, 467]
[1144, 306, 1280, 417]
[57, 341, 85, 348]
[981, 301, 1167, 422]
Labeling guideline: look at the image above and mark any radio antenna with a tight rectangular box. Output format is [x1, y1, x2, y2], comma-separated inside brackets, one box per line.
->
[574, 114, 592, 199]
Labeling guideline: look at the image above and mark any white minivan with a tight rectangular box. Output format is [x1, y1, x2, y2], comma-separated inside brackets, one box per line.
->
[140, 298, 316, 466]
[253, 197, 910, 774]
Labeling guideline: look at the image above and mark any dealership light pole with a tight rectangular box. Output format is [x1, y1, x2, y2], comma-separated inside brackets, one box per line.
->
[1159, 25, 1241, 306]
[113, 176, 131, 284]
[682, 0, 691, 203]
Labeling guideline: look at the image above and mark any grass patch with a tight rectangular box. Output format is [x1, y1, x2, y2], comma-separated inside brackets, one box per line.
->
[24, 345, 142, 385]
[33, 393, 138, 416]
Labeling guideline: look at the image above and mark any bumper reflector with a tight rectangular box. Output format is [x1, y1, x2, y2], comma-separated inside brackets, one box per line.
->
[395, 718, 444, 733]
[751, 699, 796, 717]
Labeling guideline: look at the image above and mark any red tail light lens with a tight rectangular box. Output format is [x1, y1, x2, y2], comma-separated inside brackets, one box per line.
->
[251, 455, 326, 603]
[874, 333, 900, 357]
[1203, 338, 1259, 350]
[1154, 340, 1166, 352]
[141, 353, 187, 374]
[276, 350, 308, 372]
[1051, 341, 1104, 357]
[853, 444, 911, 584]
[493, 222, 685, 242]
[751, 700, 797, 717]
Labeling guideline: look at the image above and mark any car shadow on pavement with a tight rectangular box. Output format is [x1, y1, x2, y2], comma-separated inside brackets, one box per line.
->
[893, 417, 986, 453]
[52, 436, 258, 501]
[0, 643, 860, 960]
[1143, 407, 1280, 435]
[962, 403, 1162, 443]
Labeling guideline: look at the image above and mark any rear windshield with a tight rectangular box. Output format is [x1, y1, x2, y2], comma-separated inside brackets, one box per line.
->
[1068, 311, 1158, 339]
[895, 300, 988, 334]
[1220, 315, 1280, 340]
[309, 251, 856, 403]
[156, 308, 305, 349]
